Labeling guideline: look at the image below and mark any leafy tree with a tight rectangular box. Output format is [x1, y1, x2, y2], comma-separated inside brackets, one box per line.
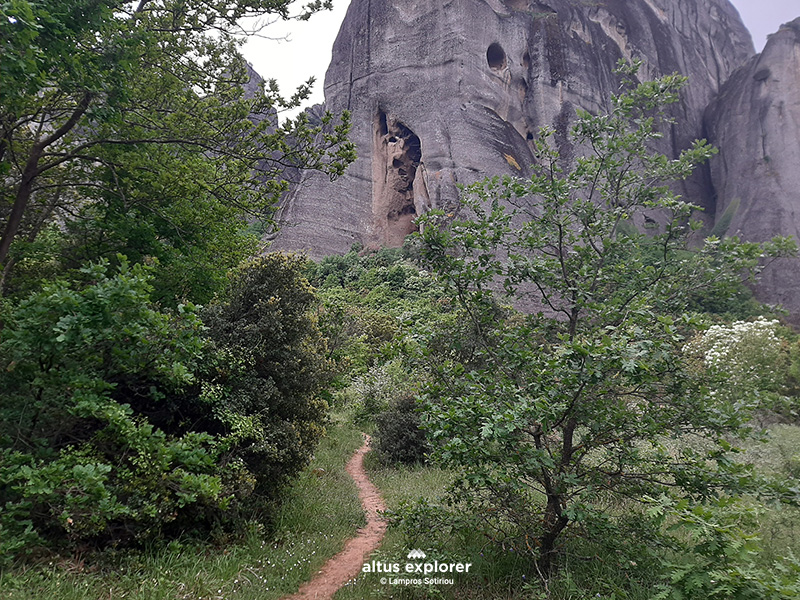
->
[201, 253, 331, 499]
[0, 253, 333, 560]
[415, 65, 796, 574]
[57, 142, 265, 305]
[0, 0, 354, 297]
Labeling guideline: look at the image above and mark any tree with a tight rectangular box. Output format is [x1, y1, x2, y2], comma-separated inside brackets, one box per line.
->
[0, 0, 354, 295]
[0, 254, 333, 560]
[201, 253, 331, 499]
[415, 64, 796, 574]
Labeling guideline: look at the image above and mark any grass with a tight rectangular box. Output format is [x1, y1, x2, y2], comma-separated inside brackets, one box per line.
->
[0, 416, 365, 600]
[335, 425, 800, 600]
[740, 424, 800, 563]
[335, 455, 461, 600]
[336, 453, 553, 599]
[3, 417, 797, 600]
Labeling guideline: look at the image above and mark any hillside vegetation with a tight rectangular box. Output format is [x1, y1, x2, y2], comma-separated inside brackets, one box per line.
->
[1, 7, 799, 595]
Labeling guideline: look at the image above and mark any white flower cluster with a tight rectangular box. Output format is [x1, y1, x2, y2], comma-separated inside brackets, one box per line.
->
[336, 359, 413, 417]
[685, 317, 784, 386]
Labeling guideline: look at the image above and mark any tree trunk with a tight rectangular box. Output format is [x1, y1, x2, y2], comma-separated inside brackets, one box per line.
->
[0, 153, 41, 266]
[0, 93, 91, 269]
[538, 494, 569, 576]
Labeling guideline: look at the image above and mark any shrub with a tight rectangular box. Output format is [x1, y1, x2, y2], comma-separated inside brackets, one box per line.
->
[336, 359, 413, 424]
[0, 254, 332, 562]
[685, 317, 785, 384]
[684, 317, 790, 418]
[200, 253, 331, 500]
[0, 259, 217, 560]
[374, 395, 430, 465]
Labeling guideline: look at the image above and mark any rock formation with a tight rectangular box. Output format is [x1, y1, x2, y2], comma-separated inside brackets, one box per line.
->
[271, 0, 754, 258]
[705, 17, 800, 318]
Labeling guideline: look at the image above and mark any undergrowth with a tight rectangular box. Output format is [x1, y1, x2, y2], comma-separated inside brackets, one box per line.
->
[0, 417, 364, 600]
[336, 427, 800, 600]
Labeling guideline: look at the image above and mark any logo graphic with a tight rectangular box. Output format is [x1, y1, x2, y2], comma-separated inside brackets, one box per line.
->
[364, 550, 470, 586]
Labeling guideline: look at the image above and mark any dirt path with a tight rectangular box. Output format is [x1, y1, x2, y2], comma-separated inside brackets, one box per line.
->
[284, 435, 387, 600]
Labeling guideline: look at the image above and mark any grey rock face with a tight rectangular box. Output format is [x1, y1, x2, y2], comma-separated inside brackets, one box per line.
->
[705, 17, 800, 317]
[272, 0, 753, 258]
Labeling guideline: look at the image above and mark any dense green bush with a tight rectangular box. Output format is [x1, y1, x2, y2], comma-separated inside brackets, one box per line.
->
[374, 395, 430, 465]
[334, 359, 414, 423]
[200, 253, 331, 500]
[308, 247, 466, 429]
[0, 253, 331, 562]
[0, 259, 215, 560]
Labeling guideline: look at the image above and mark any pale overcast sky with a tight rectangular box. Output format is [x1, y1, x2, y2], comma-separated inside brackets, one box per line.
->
[241, 0, 800, 114]
[730, 0, 799, 50]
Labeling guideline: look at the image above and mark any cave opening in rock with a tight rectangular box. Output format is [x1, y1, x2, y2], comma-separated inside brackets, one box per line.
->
[378, 110, 389, 137]
[394, 122, 422, 165]
[754, 68, 771, 81]
[487, 43, 507, 70]
[373, 115, 426, 246]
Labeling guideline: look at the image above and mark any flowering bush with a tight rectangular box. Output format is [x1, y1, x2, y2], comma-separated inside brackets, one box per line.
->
[685, 318, 787, 397]
[336, 359, 417, 423]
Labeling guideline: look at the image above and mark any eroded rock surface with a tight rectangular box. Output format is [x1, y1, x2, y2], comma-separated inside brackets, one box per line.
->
[272, 0, 753, 257]
[705, 17, 800, 317]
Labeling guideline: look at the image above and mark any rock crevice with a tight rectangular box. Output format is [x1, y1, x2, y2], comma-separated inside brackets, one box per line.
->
[372, 111, 427, 247]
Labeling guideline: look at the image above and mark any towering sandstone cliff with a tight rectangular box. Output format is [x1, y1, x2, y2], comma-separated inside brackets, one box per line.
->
[705, 17, 800, 317]
[271, 0, 754, 258]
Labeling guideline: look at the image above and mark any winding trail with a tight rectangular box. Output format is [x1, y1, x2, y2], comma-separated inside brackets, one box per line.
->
[284, 435, 387, 600]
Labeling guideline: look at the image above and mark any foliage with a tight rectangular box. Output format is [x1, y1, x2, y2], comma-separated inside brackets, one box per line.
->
[56, 144, 264, 305]
[200, 253, 331, 500]
[0, 0, 356, 578]
[374, 395, 430, 465]
[0, 0, 355, 300]
[316, 287, 401, 377]
[0, 253, 333, 561]
[0, 419, 365, 600]
[649, 496, 800, 600]
[689, 318, 783, 373]
[335, 359, 415, 423]
[779, 335, 800, 416]
[684, 317, 789, 412]
[307, 247, 465, 428]
[0, 259, 217, 560]
[415, 63, 797, 573]
[313, 247, 482, 354]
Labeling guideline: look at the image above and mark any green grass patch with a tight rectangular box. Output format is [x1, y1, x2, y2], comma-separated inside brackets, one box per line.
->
[335, 457, 462, 600]
[336, 426, 800, 599]
[740, 424, 800, 564]
[336, 455, 540, 599]
[364, 453, 454, 508]
[0, 416, 365, 600]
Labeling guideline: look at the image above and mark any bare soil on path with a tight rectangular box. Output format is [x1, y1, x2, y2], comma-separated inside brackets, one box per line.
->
[284, 435, 386, 600]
